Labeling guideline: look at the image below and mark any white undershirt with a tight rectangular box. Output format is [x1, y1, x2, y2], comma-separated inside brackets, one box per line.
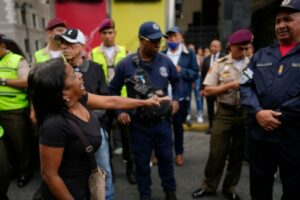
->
[233, 59, 244, 71]
[49, 50, 62, 59]
[103, 46, 115, 59]
[166, 44, 182, 99]
[166, 44, 182, 65]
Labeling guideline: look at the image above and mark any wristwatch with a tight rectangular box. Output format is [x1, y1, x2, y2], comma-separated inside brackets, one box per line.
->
[0, 78, 6, 86]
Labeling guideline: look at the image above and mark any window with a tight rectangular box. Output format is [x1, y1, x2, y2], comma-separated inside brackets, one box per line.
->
[21, 9, 27, 25]
[42, 17, 46, 29]
[24, 38, 30, 53]
[32, 14, 36, 28]
[41, 0, 50, 4]
[35, 40, 39, 51]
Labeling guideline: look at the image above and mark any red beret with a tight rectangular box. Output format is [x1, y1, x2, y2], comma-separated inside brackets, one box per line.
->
[45, 18, 67, 31]
[99, 19, 115, 32]
[228, 29, 253, 45]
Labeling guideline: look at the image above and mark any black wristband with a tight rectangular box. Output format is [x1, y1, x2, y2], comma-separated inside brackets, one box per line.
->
[0, 78, 6, 86]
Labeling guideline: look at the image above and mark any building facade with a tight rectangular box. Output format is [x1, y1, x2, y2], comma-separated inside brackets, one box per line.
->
[0, 0, 54, 61]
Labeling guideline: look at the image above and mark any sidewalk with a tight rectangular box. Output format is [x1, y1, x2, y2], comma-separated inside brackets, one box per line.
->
[7, 131, 282, 200]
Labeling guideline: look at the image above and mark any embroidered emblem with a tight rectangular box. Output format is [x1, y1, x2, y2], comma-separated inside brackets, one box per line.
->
[159, 66, 168, 77]
[282, 0, 291, 6]
[153, 23, 160, 30]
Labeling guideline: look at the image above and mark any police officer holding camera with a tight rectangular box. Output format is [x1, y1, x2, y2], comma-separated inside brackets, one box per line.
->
[109, 21, 181, 200]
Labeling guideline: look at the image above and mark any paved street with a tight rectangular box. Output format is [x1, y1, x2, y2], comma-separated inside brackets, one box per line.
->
[7, 129, 282, 200]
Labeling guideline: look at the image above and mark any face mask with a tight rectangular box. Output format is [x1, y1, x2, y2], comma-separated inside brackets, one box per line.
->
[167, 42, 180, 50]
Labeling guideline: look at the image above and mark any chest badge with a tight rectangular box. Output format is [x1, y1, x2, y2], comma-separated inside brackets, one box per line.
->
[278, 65, 284, 76]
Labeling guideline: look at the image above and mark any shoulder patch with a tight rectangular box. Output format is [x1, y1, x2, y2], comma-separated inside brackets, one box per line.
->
[216, 57, 228, 63]
[159, 66, 168, 77]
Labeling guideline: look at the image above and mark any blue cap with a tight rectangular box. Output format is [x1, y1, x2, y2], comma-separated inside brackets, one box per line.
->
[166, 26, 181, 34]
[139, 21, 167, 41]
[273, 0, 300, 15]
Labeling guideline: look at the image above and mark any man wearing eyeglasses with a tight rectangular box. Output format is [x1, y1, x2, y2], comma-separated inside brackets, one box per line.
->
[109, 21, 181, 200]
[192, 29, 253, 200]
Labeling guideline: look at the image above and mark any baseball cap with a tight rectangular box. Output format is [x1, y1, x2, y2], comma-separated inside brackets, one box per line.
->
[139, 21, 167, 41]
[228, 29, 254, 46]
[272, 0, 300, 15]
[57, 29, 86, 45]
[99, 18, 115, 32]
[166, 26, 181, 35]
[45, 18, 67, 31]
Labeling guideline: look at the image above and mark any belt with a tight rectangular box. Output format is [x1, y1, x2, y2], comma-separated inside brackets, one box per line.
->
[219, 103, 242, 111]
[134, 115, 169, 125]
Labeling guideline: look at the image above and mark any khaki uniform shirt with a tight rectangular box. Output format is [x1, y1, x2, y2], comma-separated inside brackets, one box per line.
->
[203, 53, 249, 105]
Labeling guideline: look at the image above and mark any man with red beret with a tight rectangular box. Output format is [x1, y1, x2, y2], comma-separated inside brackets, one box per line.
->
[33, 18, 67, 63]
[192, 29, 253, 200]
[240, 0, 300, 199]
[91, 18, 136, 186]
[91, 18, 127, 85]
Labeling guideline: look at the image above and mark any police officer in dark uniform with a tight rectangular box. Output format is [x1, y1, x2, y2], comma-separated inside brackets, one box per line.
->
[109, 21, 181, 200]
[240, 1, 300, 199]
[192, 29, 253, 200]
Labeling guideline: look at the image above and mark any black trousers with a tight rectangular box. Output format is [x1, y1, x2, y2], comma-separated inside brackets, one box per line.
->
[0, 138, 12, 196]
[206, 96, 216, 130]
[247, 138, 300, 200]
[0, 108, 31, 196]
[106, 111, 135, 172]
[0, 109, 31, 176]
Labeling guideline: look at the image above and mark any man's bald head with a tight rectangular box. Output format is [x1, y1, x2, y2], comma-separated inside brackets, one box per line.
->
[210, 39, 222, 54]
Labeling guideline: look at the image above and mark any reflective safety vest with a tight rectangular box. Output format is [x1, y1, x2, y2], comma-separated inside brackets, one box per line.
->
[34, 48, 51, 64]
[34, 48, 64, 64]
[0, 52, 29, 111]
[0, 125, 4, 138]
[91, 45, 127, 97]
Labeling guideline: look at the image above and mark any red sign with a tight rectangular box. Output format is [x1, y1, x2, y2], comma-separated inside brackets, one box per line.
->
[55, 1, 107, 52]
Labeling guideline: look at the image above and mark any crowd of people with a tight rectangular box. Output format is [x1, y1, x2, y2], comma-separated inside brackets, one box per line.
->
[1, 0, 300, 200]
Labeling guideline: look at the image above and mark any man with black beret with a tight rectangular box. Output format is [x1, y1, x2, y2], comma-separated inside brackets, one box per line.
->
[192, 29, 253, 200]
[240, 0, 300, 199]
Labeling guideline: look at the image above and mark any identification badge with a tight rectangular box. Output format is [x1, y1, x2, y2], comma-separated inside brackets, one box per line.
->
[240, 68, 253, 84]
